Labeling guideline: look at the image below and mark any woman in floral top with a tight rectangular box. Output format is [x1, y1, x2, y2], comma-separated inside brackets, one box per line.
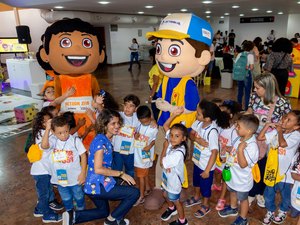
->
[246, 72, 291, 210]
[62, 109, 139, 225]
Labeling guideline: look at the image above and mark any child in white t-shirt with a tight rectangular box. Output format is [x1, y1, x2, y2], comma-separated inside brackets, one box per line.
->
[133, 105, 158, 206]
[218, 114, 259, 225]
[160, 123, 189, 225]
[112, 94, 140, 178]
[41, 116, 87, 212]
[258, 110, 300, 225]
[41, 86, 75, 108]
[291, 149, 300, 224]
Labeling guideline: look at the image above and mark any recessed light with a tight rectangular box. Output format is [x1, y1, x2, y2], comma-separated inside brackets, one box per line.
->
[180, 8, 188, 12]
[205, 10, 211, 14]
[252, 8, 259, 11]
[298, 1, 300, 4]
[278, 12, 283, 14]
[220, 16, 224, 18]
[54, 6, 64, 9]
[232, 5, 240, 9]
[239, 14, 244, 17]
[98, 1, 110, 4]
[266, 10, 272, 13]
[202, 1, 213, 4]
[206, 15, 211, 18]
[137, 11, 144, 14]
[145, 5, 154, 9]
[224, 13, 230, 16]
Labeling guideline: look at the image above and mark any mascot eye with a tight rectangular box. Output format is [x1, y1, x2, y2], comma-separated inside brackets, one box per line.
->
[60, 38, 72, 48]
[82, 38, 93, 48]
[168, 45, 181, 56]
[156, 43, 162, 55]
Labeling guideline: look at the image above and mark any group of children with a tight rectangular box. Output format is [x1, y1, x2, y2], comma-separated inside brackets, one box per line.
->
[28, 85, 300, 225]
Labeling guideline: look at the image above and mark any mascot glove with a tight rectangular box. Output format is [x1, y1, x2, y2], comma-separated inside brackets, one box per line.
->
[155, 98, 178, 112]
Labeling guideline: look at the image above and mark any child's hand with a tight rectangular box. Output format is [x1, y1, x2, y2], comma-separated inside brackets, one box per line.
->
[200, 170, 209, 179]
[150, 119, 157, 128]
[238, 141, 247, 151]
[45, 119, 52, 131]
[166, 168, 171, 173]
[77, 172, 86, 185]
[224, 146, 232, 153]
[91, 99, 98, 108]
[195, 135, 208, 147]
[143, 145, 151, 152]
[77, 118, 86, 127]
[134, 132, 140, 140]
[65, 86, 76, 97]
[86, 108, 94, 117]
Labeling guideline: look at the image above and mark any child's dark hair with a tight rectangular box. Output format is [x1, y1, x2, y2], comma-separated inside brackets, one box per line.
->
[95, 109, 123, 134]
[211, 98, 223, 106]
[62, 111, 76, 129]
[51, 116, 69, 131]
[41, 106, 56, 116]
[237, 114, 259, 133]
[199, 99, 224, 128]
[290, 110, 300, 127]
[292, 146, 300, 171]
[32, 111, 51, 144]
[123, 94, 140, 107]
[98, 89, 119, 111]
[136, 105, 152, 120]
[170, 123, 188, 160]
[219, 100, 243, 128]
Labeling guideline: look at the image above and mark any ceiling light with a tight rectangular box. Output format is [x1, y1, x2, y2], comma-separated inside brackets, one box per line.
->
[98, 1, 110, 4]
[298, 1, 300, 4]
[206, 15, 211, 18]
[202, 1, 213, 4]
[278, 12, 283, 14]
[232, 5, 240, 9]
[167, 13, 172, 16]
[220, 16, 224, 18]
[137, 11, 144, 14]
[205, 10, 211, 14]
[252, 8, 259, 11]
[239, 14, 244, 17]
[145, 5, 154, 9]
[180, 8, 188, 12]
[266, 10, 272, 13]
[54, 6, 64, 9]
[224, 13, 230, 16]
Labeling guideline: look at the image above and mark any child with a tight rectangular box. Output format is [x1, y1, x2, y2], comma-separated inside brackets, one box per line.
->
[160, 123, 189, 225]
[41, 105, 59, 118]
[41, 86, 76, 108]
[31, 111, 62, 223]
[186, 99, 221, 218]
[41, 116, 87, 212]
[133, 105, 158, 206]
[258, 110, 300, 225]
[112, 94, 140, 178]
[214, 100, 242, 211]
[291, 147, 300, 225]
[218, 114, 259, 225]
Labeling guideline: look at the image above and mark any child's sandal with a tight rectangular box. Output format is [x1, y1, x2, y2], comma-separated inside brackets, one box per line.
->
[194, 205, 211, 218]
[184, 197, 201, 208]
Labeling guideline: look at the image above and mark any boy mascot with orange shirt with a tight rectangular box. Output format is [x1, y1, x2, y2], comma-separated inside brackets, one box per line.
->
[145, 13, 213, 210]
[37, 18, 105, 147]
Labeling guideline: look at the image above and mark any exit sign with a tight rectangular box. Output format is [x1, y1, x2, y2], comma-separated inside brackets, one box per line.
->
[240, 16, 275, 23]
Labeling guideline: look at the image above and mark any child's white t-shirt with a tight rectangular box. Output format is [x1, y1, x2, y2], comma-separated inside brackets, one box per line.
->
[48, 135, 86, 186]
[265, 129, 300, 184]
[31, 130, 52, 176]
[217, 125, 238, 170]
[112, 112, 140, 155]
[42, 101, 51, 108]
[191, 120, 219, 171]
[226, 135, 259, 192]
[134, 124, 158, 168]
[291, 153, 300, 211]
[162, 144, 185, 195]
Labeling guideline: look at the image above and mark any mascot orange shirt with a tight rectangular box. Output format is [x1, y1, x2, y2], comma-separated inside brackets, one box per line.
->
[38, 19, 105, 147]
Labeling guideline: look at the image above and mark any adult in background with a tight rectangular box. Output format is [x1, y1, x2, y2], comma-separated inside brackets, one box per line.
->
[246, 72, 291, 209]
[63, 109, 139, 225]
[263, 38, 293, 96]
[128, 38, 141, 71]
[267, 30, 276, 43]
[252, 37, 263, 77]
[228, 29, 236, 47]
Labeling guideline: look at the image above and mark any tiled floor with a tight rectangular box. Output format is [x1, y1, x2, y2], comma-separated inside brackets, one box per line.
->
[0, 61, 299, 225]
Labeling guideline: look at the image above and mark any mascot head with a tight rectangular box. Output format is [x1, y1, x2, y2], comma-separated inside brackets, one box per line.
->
[38, 18, 105, 75]
[146, 13, 213, 78]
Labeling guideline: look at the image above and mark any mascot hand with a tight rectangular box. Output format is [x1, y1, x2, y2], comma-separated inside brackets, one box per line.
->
[155, 98, 177, 112]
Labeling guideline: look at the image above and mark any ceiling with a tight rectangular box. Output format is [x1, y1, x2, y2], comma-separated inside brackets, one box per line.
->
[2, 0, 300, 18]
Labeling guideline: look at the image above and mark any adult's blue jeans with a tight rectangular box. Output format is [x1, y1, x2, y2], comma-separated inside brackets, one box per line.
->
[237, 71, 252, 110]
[264, 182, 292, 212]
[75, 184, 139, 223]
[33, 174, 55, 216]
[57, 184, 85, 211]
[112, 152, 135, 178]
[129, 52, 140, 69]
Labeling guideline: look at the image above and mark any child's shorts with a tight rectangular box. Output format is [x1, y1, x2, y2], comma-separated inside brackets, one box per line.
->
[193, 164, 214, 198]
[227, 186, 248, 201]
[290, 205, 300, 218]
[161, 187, 180, 202]
[135, 167, 149, 178]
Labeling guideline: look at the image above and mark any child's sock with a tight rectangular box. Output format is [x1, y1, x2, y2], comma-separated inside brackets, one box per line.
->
[107, 215, 115, 221]
[179, 218, 186, 223]
[169, 205, 175, 210]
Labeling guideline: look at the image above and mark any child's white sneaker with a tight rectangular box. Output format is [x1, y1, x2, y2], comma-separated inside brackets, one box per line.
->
[248, 196, 255, 207]
[273, 210, 287, 224]
[256, 194, 265, 208]
[262, 211, 274, 225]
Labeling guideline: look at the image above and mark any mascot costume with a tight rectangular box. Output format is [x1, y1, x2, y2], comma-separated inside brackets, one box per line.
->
[37, 18, 105, 147]
[145, 13, 213, 209]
